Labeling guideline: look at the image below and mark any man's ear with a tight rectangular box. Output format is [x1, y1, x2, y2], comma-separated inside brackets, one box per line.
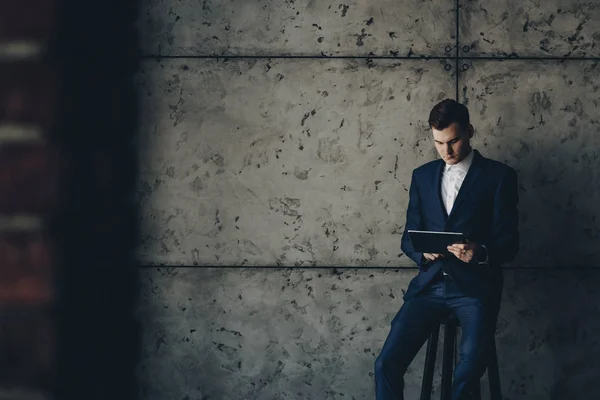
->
[467, 124, 474, 138]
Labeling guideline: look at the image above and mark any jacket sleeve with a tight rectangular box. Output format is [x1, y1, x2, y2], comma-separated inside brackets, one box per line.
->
[401, 170, 424, 268]
[485, 167, 520, 265]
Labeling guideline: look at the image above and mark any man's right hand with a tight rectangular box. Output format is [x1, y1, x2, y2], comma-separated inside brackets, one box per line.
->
[423, 253, 444, 262]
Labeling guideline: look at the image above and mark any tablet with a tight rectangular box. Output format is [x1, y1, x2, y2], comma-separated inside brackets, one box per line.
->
[408, 230, 466, 254]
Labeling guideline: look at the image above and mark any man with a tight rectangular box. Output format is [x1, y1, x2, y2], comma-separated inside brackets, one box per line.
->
[374, 99, 519, 399]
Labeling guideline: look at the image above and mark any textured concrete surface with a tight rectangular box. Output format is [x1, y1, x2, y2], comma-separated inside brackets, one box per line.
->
[137, 268, 600, 399]
[139, 0, 456, 57]
[136, 268, 419, 400]
[460, 60, 600, 268]
[460, 0, 600, 57]
[136, 58, 455, 266]
[136, 0, 600, 398]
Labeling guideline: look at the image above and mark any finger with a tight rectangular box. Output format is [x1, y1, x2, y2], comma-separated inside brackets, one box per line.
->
[451, 249, 468, 260]
[447, 248, 460, 258]
[448, 246, 464, 254]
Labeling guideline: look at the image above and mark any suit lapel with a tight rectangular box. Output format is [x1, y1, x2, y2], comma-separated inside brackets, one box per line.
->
[431, 159, 448, 222]
[447, 150, 484, 221]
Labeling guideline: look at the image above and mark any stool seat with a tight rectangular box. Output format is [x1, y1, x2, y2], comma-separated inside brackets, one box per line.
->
[420, 313, 502, 400]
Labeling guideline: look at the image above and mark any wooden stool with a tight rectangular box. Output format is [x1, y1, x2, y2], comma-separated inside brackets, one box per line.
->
[420, 313, 502, 400]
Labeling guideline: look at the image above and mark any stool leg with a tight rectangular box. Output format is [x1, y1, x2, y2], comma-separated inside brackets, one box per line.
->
[420, 325, 440, 400]
[488, 338, 502, 400]
[441, 323, 456, 400]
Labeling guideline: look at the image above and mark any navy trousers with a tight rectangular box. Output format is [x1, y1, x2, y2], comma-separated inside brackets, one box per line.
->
[374, 275, 495, 400]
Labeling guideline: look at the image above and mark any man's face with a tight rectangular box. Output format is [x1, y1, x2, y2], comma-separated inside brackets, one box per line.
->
[432, 122, 473, 165]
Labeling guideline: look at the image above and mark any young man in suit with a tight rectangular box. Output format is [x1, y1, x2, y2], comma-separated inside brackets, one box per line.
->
[374, 99, 519, 399]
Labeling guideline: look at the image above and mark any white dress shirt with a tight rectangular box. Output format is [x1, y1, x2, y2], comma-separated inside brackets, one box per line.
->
[441, 149, 474, 215]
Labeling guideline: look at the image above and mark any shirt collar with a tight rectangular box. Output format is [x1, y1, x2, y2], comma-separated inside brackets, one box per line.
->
[444, 148, 474, 174]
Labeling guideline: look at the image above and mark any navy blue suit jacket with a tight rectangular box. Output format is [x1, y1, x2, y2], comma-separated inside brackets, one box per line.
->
[401, 150, 519, 304]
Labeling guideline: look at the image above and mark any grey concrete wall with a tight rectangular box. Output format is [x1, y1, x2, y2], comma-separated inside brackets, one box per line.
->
[136, 0, 600, 398]
[139, 0, 456, 57]
[138, 268, 600, 400]
[136, 58, 453, 267]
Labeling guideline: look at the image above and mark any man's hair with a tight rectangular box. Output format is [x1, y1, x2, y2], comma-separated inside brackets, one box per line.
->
[428, 99, 470, 131]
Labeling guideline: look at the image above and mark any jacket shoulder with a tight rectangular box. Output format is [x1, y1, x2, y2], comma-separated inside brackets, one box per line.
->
[481, 156, 517, 177]
[413, 158, 441, 177]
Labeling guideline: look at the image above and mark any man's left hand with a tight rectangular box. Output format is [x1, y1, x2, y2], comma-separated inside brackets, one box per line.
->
[447, 242, 479, 263]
